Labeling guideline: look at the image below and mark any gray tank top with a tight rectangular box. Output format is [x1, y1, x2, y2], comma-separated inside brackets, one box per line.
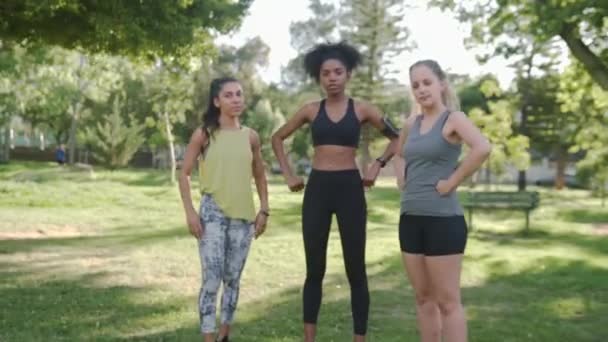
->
[401, 110, 464, 216]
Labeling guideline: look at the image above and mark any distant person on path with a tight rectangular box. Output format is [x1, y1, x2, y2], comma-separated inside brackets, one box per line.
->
[178, 77, 269, 342]
[394, 59, 491, 342]
[55, 144, 66, 165]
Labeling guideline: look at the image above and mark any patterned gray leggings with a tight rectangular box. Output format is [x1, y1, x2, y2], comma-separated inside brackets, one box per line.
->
[198, 194, 254, 334]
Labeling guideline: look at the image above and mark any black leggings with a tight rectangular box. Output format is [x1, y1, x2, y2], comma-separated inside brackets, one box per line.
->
[302, 169, 369, 335]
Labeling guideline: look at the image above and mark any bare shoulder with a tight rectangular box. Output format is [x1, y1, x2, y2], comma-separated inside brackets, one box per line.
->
[446, 111, 471, 128]
[297, 100, 322, 121]
[352, 98, 380, 116]
[246, 127, 261, 147]
[447, 111, 468, 122]
[191, 127, 208, 145]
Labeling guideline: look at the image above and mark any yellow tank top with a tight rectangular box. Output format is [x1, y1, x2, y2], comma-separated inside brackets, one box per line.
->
[199, 127, 255, 221]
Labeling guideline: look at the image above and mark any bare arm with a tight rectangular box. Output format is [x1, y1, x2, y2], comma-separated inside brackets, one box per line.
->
[178, 128, 207, 239]
[179, 128, 207, 216]
[360, 102, 400, 163]
[392, 114, 417, 189]
[250, 129, 269, 238]
[446, 112, 492, 188]
[271, 103, 314, 180]
[250, 129, 269, 212]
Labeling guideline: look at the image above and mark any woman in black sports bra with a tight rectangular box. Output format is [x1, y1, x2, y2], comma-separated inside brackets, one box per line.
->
[271, 42, 399, 342]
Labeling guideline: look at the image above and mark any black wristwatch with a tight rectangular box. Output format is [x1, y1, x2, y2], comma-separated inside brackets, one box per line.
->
[260, 209, 270, 217]
[376, 157, 387, 168]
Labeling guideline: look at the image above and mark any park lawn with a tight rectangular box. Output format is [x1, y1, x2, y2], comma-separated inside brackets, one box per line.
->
[1, 161, 606, 341]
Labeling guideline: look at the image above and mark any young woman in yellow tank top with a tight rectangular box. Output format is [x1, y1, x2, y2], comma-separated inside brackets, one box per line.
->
[178, 77, 269, 342]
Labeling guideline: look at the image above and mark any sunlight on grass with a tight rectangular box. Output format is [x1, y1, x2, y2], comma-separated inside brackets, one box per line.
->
[1, 162, 607, 341]
[548, 296, 587, 319]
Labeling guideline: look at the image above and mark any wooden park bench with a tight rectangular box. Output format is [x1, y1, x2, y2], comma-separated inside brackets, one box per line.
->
[459, 191, 540, 231]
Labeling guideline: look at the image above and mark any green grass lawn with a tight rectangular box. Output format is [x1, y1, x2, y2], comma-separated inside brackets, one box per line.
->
[1, 161, 606, 341]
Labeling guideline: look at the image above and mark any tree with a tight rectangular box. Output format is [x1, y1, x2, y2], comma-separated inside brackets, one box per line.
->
[510, 38, 562, 190]
[561, 60, 608, 199]
[0, 0, 252, 59]
[341, 0, 415, 169]
[430, 0, 608, 90]
[468, 79, 530, 185]
[247, 99, 285, 165]
[282, 0, 342, 91]
[0, 42, 52, 162]
[84, 96, 145, 169]
[145, 61, 194, 183]
[517, 73, 580, 190]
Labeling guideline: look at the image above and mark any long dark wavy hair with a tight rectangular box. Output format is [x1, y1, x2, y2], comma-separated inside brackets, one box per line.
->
[202, 77, 239, 138]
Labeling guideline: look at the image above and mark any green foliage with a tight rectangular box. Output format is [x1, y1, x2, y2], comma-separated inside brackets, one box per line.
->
[561, 61, 608, 191]
[244, 99, 285, 165]
[469, 80, 530, 176]
[342, 0, 414, 106]
[430, 0, 608, 89]
[0, 0, 252, 59]
[84, 97, 145, 169]
[518, 73, 579, 156]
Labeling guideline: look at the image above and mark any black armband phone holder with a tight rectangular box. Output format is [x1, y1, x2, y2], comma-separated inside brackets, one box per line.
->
[381, 116, 399, 139]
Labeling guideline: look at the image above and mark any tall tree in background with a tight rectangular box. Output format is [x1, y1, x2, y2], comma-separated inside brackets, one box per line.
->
[518, 73, 579, 190]
[469, 80, 531, 186]
[560, 60, 608, 198]
[0, 43, 52, 162]
[283, 0, 342, 91]
[510, 38, 562, 190]
[146, 61, 194, 183]
[430, 0, 608, 90]
[341, 0, 414, 169]
[84, 96, 145, 169]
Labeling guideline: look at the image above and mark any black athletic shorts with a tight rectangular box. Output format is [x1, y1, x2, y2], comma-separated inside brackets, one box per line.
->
[399, 214, 468, 256]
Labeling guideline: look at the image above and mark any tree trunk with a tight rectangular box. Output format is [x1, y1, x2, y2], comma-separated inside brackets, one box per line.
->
[68, 102, 81, 165]
[484, 167, 492, 191]
[0, 125, 10, 162]
[69, 54, 87, 165]
[518, 107, 528, 191]
[559, 23, 608, 90]
[164, 111, 176, 184]
[518, 170, 527, 191]
[555, 147, 567, 190]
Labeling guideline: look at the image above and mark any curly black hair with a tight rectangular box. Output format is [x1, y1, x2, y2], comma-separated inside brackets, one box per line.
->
[303, 42, 362, 83]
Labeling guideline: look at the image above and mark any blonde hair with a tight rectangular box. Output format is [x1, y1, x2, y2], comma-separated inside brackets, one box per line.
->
[409, 59, 460, 114]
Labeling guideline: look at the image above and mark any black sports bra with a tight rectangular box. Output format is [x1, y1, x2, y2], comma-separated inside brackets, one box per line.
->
[310, 98, 360, 148]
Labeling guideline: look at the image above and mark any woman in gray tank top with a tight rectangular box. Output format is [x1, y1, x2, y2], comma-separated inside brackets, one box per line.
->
[393, 60, 491, 342]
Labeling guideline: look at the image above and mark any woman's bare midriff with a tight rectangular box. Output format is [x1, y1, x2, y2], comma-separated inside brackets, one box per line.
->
[312, 145, 358, 171]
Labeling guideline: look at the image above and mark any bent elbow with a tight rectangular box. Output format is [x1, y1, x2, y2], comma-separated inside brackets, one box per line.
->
[271, 132, 283, 146]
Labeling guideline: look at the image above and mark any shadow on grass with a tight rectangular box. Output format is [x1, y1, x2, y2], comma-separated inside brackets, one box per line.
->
[2, 232, 606, 341]
[558, 209, 608, 224]
[0, 225, 188, 255]
[0, 265, 189, 342]
[471, 225, 608, 256]
[118, 253, 608, 342]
